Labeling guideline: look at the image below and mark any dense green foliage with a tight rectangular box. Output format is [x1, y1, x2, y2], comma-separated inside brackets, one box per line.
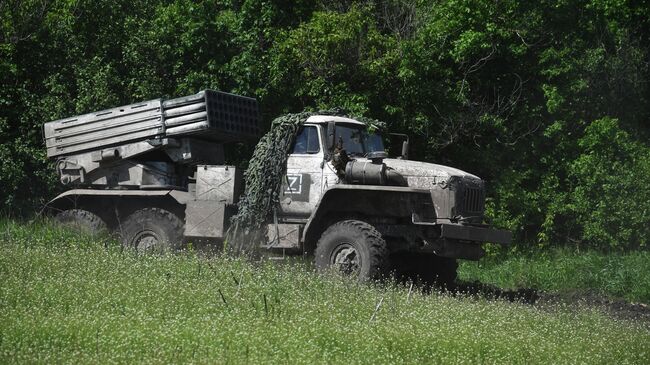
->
[1, 0, 649, 250]
[460, 246, 650, 303]
[1, 220, 649, 363]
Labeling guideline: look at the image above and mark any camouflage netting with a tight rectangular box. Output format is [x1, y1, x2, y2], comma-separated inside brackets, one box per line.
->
[226, 109, 385, 253]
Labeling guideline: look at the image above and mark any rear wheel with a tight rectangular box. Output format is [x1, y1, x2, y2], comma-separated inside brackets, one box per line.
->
[315, 220, 389, 281]
[120, 208, 184, 253]
[54, 209, 108, 237]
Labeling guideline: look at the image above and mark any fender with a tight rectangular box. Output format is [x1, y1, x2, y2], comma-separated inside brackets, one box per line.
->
[301, 185, 432, 248]
[43, 188, 193, 213]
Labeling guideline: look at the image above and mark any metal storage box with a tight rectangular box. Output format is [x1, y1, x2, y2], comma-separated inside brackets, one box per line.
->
[195, 165, 242, 204]
[44, 90, 260, 158]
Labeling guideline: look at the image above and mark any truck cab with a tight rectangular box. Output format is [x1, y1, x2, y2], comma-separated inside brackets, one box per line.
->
[265, 115, 511, 281]
[281, 116, 376, 218]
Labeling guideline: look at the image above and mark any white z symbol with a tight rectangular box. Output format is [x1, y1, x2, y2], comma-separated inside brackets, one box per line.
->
[285, 175, 302, 194]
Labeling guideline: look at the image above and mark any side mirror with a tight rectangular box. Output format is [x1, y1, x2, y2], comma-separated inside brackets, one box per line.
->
[388, 133, 410, 160]
[401, 140, 409, 160]
[326, 121, 335, 150]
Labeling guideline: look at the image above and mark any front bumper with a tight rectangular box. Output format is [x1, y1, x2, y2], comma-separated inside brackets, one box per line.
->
[411, 214, 512, 245]
[413, 222, 512, 260]
[439, 223, 512, 245]
[401, 215, 513, 260]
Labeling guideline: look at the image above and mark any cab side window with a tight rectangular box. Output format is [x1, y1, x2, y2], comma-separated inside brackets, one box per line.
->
[291, 126, 320, 154]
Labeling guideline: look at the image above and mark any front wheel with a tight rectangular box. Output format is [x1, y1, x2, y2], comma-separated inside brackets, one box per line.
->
[315, 220, 389, 281]
[120, 208, 184, 253]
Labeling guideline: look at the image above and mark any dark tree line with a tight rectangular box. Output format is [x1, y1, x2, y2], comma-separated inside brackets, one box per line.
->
[1, 0, 649, 250]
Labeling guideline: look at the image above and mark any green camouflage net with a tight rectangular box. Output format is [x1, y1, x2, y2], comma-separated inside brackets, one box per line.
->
[226, 109, 385, 253]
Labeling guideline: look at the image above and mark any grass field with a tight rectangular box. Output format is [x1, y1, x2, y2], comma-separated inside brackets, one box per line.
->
[459, 247, 650, 304]
[1, 220, 649, 364]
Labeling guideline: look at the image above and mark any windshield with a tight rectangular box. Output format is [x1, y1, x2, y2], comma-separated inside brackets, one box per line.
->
[335, 124, 385, 156]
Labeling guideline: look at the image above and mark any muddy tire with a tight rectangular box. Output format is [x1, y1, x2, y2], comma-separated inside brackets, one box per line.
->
[55, 209, 108, 236]
[120, 208, 184, 253]
[315, 220, 389, 281]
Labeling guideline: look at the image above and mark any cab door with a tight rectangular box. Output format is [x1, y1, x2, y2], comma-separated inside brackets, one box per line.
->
[280, 125, 324, 218]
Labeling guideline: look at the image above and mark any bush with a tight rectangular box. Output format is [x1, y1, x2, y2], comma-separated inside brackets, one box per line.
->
[568, 118, 650, 249]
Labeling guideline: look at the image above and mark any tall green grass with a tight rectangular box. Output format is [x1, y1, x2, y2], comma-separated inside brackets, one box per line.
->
[459, 247, 650, 303]
[1, 220, 649, 364]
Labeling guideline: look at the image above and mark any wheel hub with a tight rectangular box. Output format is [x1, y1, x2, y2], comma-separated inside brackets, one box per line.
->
[132, 230, 160, 252]
[331, 244, 360, 275]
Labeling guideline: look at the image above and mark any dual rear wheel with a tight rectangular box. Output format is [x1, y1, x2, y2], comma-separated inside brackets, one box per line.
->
[54, 209, 108, 237]
[55, 207, 183, 252]
[119, 208, 184, 252]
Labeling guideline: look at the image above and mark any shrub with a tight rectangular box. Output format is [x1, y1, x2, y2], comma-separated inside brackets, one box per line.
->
[568, 118, 650, 249]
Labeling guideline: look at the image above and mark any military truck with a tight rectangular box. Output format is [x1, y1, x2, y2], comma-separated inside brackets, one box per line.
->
[44, 90, 511, 283]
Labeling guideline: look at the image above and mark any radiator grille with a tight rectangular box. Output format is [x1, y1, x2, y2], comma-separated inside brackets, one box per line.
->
[462, 185, 485, 214]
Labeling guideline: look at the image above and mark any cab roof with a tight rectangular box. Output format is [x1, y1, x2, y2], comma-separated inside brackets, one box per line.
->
[304, 115, 365, 126]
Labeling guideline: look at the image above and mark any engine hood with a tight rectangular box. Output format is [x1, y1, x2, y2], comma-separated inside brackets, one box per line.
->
[381, 158, 481, 189]
[343, 157, 487, 222]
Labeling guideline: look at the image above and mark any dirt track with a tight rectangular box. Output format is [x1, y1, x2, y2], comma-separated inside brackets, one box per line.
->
[451, 281, 650, 326]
